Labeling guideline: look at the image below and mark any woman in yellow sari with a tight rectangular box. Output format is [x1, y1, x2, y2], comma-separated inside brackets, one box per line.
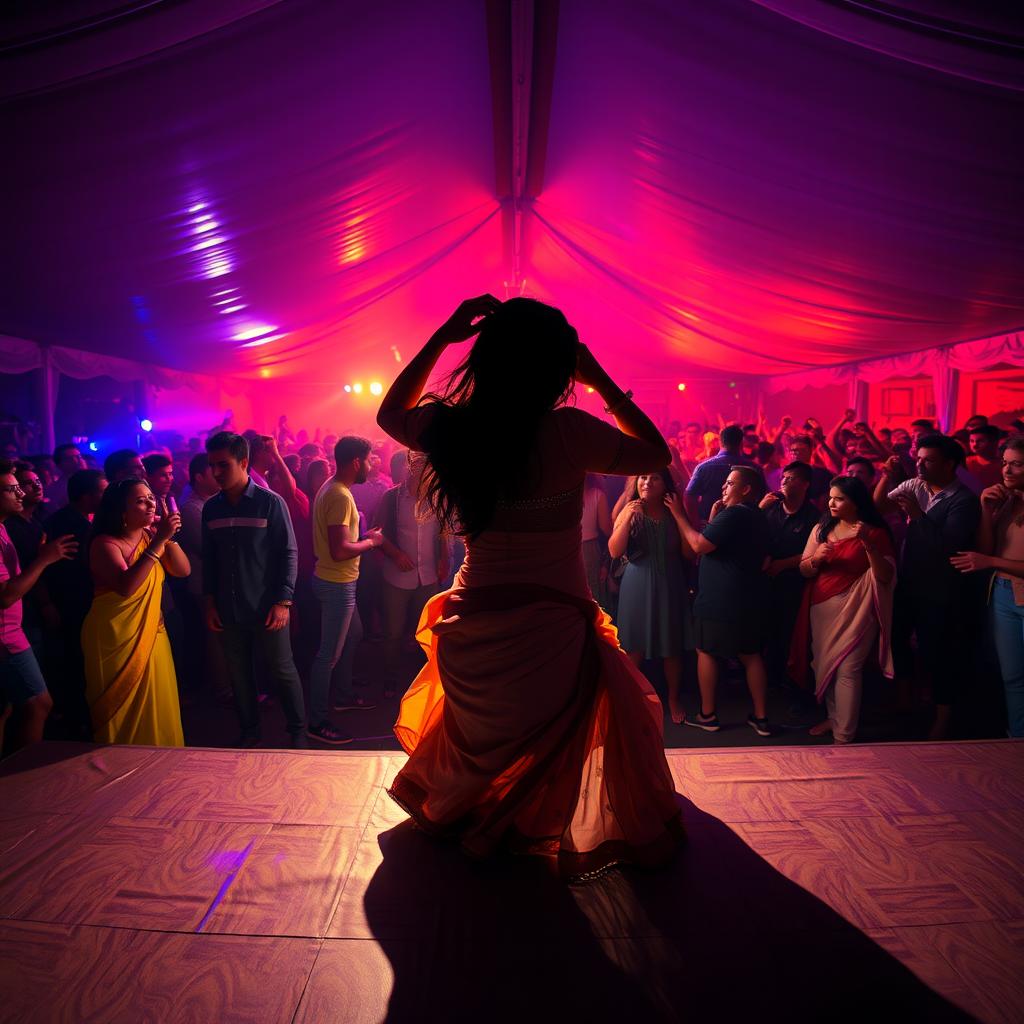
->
[82, 479, 189, 745]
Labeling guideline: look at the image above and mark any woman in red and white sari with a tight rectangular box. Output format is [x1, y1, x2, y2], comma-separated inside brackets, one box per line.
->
[790, 476, 896, 744]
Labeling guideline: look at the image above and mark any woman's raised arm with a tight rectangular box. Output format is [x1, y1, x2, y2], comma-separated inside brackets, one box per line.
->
[377, 295, 501, 444]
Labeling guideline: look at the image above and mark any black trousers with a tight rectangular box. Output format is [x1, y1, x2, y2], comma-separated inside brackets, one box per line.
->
[764, 576, 806, 689]
[895, 586, 969, 707]
[220, 623, 305, 739]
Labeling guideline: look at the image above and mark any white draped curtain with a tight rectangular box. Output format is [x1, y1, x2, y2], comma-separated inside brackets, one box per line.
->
[763, 330, 1024, 431]
[0, 334, 250, 451]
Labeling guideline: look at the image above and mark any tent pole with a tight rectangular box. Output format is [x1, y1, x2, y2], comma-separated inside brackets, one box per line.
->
[487, 0, 560, 293]
[35, 347, 57, 455]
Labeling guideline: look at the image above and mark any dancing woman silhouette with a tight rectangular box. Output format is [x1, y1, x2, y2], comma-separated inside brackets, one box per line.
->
[377, 295, 685, 880]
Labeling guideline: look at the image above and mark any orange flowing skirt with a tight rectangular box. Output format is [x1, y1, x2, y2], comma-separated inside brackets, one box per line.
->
[389, 582, 685, 880]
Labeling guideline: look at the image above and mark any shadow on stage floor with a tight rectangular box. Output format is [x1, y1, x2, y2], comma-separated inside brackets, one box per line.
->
[363, 799, 966, 1023]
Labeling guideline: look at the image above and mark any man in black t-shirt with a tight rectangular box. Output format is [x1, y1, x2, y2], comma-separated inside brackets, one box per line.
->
[673, 466, 772, 736]
[760, 462, 818, 697]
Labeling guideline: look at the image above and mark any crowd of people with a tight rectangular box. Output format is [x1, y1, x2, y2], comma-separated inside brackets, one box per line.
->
[1, 399, 1022, 758]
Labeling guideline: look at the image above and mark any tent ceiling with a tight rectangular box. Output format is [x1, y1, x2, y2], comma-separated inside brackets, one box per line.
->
[2, 0, 1023, 383]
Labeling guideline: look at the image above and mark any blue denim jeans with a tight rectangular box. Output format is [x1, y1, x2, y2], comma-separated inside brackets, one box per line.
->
[310, 576, 362, 726]
[991, 577, 1024, 738]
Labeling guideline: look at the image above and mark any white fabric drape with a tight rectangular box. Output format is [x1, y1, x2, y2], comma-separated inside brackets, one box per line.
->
[765, 330, 1024, 429]
[0, 335, 43, 374]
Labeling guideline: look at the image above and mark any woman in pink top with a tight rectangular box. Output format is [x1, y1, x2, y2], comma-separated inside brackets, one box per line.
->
[377, 296, 684, 880]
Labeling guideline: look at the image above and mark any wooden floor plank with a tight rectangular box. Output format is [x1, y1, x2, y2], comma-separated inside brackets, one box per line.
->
[1, 740, 1018, 1022]
[0, 920, 319, 1024]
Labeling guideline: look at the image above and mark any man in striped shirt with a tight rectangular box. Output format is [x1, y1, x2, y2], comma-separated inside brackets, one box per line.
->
[201, 432, 307, 748]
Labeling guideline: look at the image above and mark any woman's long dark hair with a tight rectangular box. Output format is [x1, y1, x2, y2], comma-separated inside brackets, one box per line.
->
[90, 478, 151, 540]
[816, 475, 891, 542]
[418, 298, 578, 538]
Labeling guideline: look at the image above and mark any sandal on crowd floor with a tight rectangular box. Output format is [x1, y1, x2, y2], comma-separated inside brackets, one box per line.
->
[809, 719, 833, 736]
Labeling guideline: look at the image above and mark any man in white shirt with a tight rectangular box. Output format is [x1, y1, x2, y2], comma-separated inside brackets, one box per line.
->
[373, 452, 449, 697]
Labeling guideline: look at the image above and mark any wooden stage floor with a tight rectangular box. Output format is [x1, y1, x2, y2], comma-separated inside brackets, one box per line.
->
[0, 740, 1021, 1023]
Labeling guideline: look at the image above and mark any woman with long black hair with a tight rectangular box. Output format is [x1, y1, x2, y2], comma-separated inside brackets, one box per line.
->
[376, 295, 684, 880]
[790, 475, 896, 743]
[81, 479, 189, 745]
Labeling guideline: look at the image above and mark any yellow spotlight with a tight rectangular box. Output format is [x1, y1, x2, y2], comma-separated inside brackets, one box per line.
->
[353, 382, 363, 394]
[677, 382, 686, 391]
[370, 381, 383, 396]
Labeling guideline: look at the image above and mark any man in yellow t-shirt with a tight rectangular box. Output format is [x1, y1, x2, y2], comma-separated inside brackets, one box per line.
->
[308, 437, 383, 744]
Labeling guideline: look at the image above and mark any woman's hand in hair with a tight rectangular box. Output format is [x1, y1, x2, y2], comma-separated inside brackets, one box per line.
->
[663, 491, 685, 522]
[575, 342, 605, 388]
[435, 295, 502, 343]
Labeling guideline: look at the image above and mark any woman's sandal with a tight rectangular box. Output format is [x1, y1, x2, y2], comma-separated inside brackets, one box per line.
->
[809, 719, 834, 736]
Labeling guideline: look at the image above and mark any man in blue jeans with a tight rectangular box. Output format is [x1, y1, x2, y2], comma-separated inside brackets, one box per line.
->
[951, 435, 1024, 737]
[308, 436, 383, 744]
[201, 433, 308, 748]
[0, 459, 77, 751]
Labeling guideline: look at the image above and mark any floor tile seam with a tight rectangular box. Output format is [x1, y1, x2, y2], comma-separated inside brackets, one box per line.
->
[289, 936, 328, 1024]
[320, 784, 395, 938]
[105, 814, 365, 827]
[0, 809, 140, 896]
[309, 820, 367, 942]
[0, 914, 328, 942]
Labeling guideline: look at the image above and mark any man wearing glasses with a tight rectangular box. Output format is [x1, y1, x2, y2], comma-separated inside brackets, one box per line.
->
[0, 461, 76, 752]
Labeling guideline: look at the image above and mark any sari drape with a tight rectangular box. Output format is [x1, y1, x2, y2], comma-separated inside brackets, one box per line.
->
[390, 575, 685, 881]
[82, 537, 184, 746]
[789, 531, 895, 700]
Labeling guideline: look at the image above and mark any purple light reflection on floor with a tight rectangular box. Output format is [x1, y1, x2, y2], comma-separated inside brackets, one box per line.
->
[196, 838, 257, 932]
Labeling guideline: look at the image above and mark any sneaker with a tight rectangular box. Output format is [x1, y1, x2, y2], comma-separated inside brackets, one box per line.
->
[306, 722, 352, 745]
[333, 695, 377, 712]
[685, 711, 721, 732]
[747, 714, 772, 738]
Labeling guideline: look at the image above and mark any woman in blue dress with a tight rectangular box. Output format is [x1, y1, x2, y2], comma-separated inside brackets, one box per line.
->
[609, 469, 694, 725]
